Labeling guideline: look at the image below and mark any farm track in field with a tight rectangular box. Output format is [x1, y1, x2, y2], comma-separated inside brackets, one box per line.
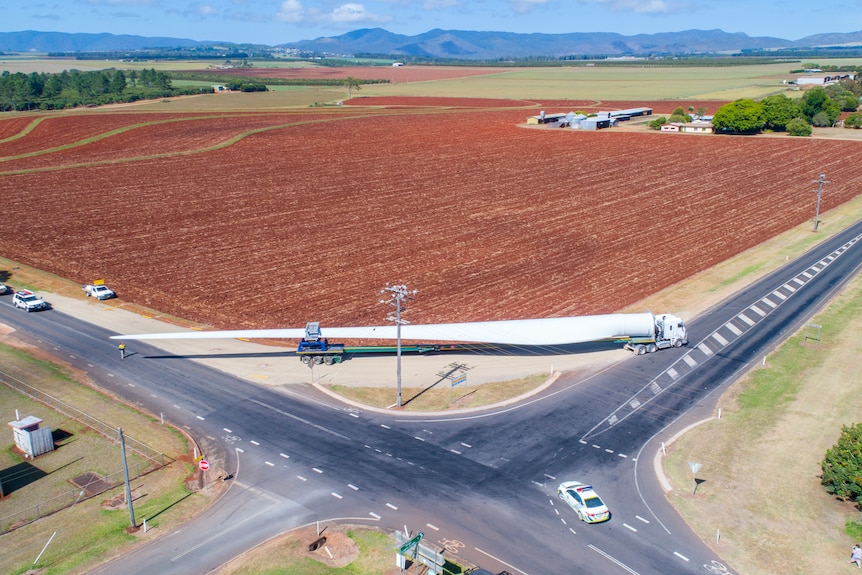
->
[0, 97, 858, 334]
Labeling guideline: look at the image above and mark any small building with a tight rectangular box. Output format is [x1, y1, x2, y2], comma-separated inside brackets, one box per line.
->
[526, 112, 568, 125]
[212, 85, 229, 93]
[581, 116, 618, 131]
[797, 74, 855, 86]
[9, 416, 54, 458]
[661, 122, 713, 134]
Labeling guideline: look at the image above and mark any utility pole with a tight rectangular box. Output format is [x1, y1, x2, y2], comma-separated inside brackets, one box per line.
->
[118, 428, 136, 529]
[812, 173, 829, 231]
[380, 284, 417, 408]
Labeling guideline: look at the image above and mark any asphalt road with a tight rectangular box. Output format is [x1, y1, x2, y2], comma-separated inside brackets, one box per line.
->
[3, 219, 862, 575]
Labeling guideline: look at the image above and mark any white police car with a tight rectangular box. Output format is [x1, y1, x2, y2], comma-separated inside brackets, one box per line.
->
[12, 289, 48, 312]
[557, 481, 610, 523]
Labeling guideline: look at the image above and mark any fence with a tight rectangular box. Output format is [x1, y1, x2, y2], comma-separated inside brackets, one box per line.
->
[0, 368, 176, 533]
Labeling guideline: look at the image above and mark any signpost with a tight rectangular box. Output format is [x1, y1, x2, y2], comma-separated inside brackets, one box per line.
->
[199, 459, 209, 471]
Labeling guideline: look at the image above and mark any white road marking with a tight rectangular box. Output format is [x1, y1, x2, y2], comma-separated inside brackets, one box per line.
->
[414, 436, 426, 442]
[460, 442, 472, 448]
[250, 440, 259, 446]
[683, 354, 697, 367]
[265, 461, 274, 467]
[297, 475, 307, 481]
[617, 453, 627, 458]
[349, 413, 359, 418]
[635, 515, 650, 523]
[738, 313, 754, 326]
[223, 428, 232, 433]
[312, 467, 323, 474]
[588, 544, 640, 574]
[386, 503, 398, 510]
[544, 473, 556, 480]
[712, 332, 728, 346]
[698, 342, 714, 356]
[674, 551, 690, 561]
[426, 523, 439, 531]
[450, 449, 461, 455]
[380, 424, 390, 429]
[196, 415, 205, 420]
[280, 453, 290, 459]
[725, 322, 742, 336]
[348, 484, 359, 490]
[331, 492, 342, 499]
[623, 523, 637, 532]
[369, 512, 381, 519]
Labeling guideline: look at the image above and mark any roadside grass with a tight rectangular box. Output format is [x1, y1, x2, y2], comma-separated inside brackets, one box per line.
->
[662, 274, 862, 575]
[328, 372, 548, 411]
[0, 340, 206, 575]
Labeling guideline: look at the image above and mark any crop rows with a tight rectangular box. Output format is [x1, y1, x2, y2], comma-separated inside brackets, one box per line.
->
[0, 104, 859, 334]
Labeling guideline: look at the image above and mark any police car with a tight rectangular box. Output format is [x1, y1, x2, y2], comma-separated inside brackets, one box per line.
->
[12, 289, 49, 312]
[557, 481, 610, 523]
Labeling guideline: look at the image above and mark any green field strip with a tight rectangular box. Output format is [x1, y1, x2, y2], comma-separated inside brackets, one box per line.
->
[0, 116, 51, 145]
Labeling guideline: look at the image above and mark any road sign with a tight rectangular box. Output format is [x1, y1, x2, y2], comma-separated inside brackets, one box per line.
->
[399, 532, 424, 554]
[452, 374, 467, 387]
[199, 459, 210, 471]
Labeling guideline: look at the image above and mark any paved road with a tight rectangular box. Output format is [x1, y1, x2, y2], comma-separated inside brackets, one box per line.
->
[2, 220, 862, 574]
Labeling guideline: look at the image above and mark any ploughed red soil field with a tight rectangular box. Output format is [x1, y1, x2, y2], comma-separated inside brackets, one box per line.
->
[1, 97, 859, 333]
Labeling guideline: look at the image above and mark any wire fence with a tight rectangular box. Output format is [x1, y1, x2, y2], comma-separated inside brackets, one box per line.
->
[0, 368, 176, 533]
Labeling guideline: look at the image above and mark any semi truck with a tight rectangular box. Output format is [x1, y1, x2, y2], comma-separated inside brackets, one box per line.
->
[620, 312, 688, 355]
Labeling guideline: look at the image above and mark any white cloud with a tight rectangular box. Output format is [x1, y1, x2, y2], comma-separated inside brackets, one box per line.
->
[511, 0, 551, 13]
[276, 0, 304, 22]
[82, 0, 158, 5]
[424, 0, 460, 9]
[580, 0, 673, 13]
[276, 1, 391, 25]
[192, 3, 217, 16]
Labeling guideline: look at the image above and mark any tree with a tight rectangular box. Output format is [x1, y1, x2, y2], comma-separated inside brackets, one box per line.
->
[761, 94, 799, 131]
[669, 105, 692, 123]
[786, 117, 812, 136]
[647, 116, 667, 130]
[712, 99, 765, 134]
[344, 76, 361, 99]
[822, 423, 862, 505]
[845, 113, 862, 129]
[109, 70, 127, 93]
[811, 111, 832, 127]
[800, 87, 841, 125]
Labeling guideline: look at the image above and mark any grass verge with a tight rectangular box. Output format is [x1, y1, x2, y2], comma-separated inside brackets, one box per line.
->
[662, 271, 862, 575]
[0, 340, 209, 575]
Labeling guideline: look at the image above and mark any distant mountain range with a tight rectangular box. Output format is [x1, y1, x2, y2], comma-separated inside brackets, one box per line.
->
[2, 28, 862, 60]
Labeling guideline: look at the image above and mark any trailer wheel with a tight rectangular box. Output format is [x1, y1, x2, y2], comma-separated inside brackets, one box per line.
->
[324, 356, 334, 365]
[636, 344, 646, 355]
[647, 344, 657, 353]
[313, 356, 324, 365]
[300, 355, 311, 364]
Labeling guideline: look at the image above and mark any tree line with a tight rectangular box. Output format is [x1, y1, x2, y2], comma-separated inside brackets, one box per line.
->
[0, 68, 199, 111]
[648, 80, 861, 136]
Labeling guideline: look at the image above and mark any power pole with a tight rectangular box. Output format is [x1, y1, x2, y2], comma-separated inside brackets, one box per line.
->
[380, 284, 417, 408]
[118, 428, 136, 529]
[812, 173, 829, 231]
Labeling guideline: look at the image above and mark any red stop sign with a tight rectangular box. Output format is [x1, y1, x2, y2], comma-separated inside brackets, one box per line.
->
[199, 459, 210, 471]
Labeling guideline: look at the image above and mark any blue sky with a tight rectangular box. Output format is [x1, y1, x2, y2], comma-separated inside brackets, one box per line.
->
[5, 1, 862, 46]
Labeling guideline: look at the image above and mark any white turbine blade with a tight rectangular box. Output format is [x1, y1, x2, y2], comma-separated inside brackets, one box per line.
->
[110, 313, 656, 346]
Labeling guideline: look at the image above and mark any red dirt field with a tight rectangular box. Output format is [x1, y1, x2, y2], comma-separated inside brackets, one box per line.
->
[207, 66, 515, 83]
[1, 104, 860, 335]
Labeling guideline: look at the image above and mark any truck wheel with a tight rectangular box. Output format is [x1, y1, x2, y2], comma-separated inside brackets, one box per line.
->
[674, 339, 683, 348]
[647, 344, 657, 353]
[636, 345, 646, 355]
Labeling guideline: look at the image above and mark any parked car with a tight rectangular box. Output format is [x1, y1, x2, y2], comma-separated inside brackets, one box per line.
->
[12, 289, 49, 312]
[82, 283, 116, 300]
[0, 282, 9, 295]
[557, 480, 610, 523]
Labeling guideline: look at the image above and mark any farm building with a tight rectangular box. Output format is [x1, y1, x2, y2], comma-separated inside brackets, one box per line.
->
[581, 116, 618, 130]
[796, 74, 855, 86]
[661, 122, 713, 134]
[526, 112, 568, 125]
[607, 107, 652, 119]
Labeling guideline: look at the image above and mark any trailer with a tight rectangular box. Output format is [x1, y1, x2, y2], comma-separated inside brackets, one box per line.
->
[620, 312, 687, 355]
[296, 322, 469, 364]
